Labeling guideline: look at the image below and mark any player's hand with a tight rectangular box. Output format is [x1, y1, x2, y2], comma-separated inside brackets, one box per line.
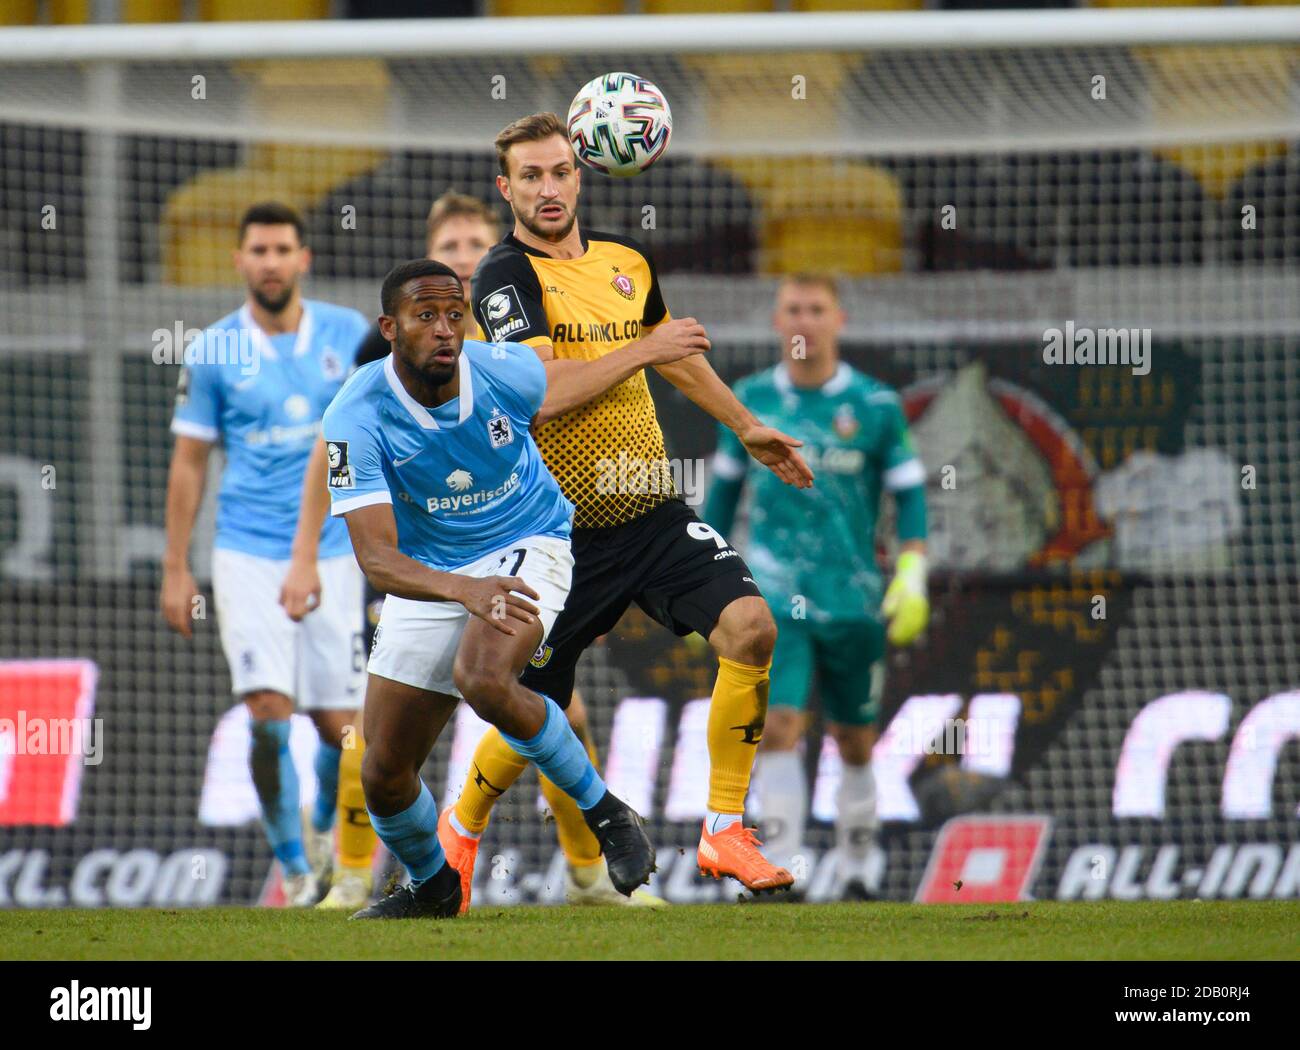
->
[738, 424, 815, 489]
[279, 556, 322, 622]
[458, 575, 542, 636]
[639, 317, 711, 367]
[160, 565, 201, 639]
[883, 550, 929, 646]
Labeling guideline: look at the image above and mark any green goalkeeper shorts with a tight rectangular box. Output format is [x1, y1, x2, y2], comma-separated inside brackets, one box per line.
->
[769, 617, 886, 727]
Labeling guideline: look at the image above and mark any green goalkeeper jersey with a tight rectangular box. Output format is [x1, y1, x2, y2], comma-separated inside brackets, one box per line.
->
[704, 361, 926, 623]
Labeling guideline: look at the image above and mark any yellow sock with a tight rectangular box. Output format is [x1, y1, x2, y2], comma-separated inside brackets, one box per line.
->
[540, 734, 602, 867]
[337, 727, 377, 869]
[706, 656, 772, 814]
[453, 726, 527, 835]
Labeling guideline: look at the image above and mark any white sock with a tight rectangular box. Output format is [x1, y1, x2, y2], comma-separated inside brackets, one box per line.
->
[704, 810, 742, 834]
[449, 810, 481, 840]
[755, 750, 806, 871]
[835, 761, 878, 862]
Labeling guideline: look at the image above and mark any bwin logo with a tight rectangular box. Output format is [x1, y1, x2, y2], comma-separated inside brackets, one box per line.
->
[50, 981, 151, 1030]
[485, 293, 511, 320]
[446, 469, 474, 492]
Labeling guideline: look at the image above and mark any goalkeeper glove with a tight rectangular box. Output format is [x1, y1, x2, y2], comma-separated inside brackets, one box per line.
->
[882, 550, 929, 646]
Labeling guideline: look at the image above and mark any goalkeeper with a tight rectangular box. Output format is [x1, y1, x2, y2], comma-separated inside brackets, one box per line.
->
[702, 273, 928, 900]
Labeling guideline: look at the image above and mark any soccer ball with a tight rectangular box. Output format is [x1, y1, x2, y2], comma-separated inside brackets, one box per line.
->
[566, 72, 672, 178]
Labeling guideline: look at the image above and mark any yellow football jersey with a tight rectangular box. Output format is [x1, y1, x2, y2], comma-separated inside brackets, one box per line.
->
[473, 230, 675, 529]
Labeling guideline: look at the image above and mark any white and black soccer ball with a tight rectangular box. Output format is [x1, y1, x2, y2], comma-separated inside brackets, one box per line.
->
[566, 72, 672, 178]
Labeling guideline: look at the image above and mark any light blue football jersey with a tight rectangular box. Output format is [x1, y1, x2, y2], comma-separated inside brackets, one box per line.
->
[322, 340, 574, 571]
[170, 300, 370, 559]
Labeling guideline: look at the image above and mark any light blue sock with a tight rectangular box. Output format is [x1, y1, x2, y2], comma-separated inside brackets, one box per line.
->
[312, 742, 341, 834]
[368, 780, 446, 886]
[249, 718, 309, 876]
[500, 695, 606, 810]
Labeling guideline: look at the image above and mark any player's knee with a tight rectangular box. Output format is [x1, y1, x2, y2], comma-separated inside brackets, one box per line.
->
[713, 597, 777, 666]
[829, 723, 877, 765]
[762, 707, 803, 751]
[452, 658, 512, 714]
[360, 748, 410, 812]
[243, 690, 292, 721]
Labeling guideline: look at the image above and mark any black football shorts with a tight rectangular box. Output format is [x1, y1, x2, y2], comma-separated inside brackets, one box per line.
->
[520, 498, 762, 707]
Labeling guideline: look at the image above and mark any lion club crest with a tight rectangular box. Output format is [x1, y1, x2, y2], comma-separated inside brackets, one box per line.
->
[611, 273, 635, 299]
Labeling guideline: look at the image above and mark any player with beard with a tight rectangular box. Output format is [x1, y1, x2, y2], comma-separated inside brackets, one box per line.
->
[437, 112, 815, 901]
[161, 202, 370, 906]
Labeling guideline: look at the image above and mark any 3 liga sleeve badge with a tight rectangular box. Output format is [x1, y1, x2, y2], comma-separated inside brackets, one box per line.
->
[326, 440, 354, 489]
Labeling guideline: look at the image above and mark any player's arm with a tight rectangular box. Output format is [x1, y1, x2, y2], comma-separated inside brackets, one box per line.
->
[161, 351, 222, 638]
[656, 353, 814, 490]
[531, 325, 709, 422]
[280, 437, 330, 621]
[878, 395, 929, 645]
[340, 503, 540, 636]
[473, 252, 706, 423]
[634, 245, 812, 489]
[702, 420, 748, 539]
[160, 435, 212, 639]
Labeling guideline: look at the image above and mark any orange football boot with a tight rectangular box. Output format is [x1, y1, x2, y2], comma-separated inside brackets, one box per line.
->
[697, 821, 794, 892]
[437, 807, 480, 915]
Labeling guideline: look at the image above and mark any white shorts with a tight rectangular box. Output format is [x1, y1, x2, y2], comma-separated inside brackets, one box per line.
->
[367, 534, 573, 697]
[211, 548, 365, 711]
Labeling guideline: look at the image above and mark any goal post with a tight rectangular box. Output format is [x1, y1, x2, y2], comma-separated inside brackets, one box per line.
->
[0, 10, 1297, 906]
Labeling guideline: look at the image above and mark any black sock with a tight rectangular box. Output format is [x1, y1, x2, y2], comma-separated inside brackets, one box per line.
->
[413, 859, 460, 901]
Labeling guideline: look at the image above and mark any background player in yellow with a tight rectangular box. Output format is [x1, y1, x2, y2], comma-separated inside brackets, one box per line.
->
[438, 113, 816, 897]
[705, 275, 929, 899]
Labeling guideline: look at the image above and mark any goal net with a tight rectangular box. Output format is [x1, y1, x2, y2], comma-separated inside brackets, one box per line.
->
[0, 10, 1297, 907]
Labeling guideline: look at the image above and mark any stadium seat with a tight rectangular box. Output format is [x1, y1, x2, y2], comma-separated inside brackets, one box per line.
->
[161, 60, 388, 285]
[0, 1, 38, 24]
[199, 0, 330, 19]
[720, 157, 903, 275]
[1138, 45, 1291, 199]
[643, 0, 773, 13]
[793, 0, 924, 11]
[49, 0, 184, 20]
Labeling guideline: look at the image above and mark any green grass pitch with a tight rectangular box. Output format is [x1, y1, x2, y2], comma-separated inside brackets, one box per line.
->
[2, 900, 1297, 961]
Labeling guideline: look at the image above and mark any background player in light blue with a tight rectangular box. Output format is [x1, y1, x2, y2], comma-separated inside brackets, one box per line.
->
[160, 202, 370, 906]
[323, 258, 654, 919]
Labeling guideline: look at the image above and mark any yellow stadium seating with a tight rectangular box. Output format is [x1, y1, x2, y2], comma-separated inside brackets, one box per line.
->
[1140, 44, 1295, 196]
[199, 0, 330, 19]
[0, 1, 39, 24]
[719, 157, 903, 275]
[793, 0, 924, 11]
[162, 60, 388, 285]
[643, 0, 773, 13]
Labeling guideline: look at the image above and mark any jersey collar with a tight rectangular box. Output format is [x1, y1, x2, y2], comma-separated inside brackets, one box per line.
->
[503, 229, 590, 259]
[776, 361, 851, 396]
[384, 349, 475, 430]
[238, 301, 314, 362]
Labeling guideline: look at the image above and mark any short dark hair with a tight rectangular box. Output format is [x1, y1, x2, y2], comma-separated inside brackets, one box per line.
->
[494, 111, 570, 177]
[238, 201, 305, 245]
[381, 259, 462, 316]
